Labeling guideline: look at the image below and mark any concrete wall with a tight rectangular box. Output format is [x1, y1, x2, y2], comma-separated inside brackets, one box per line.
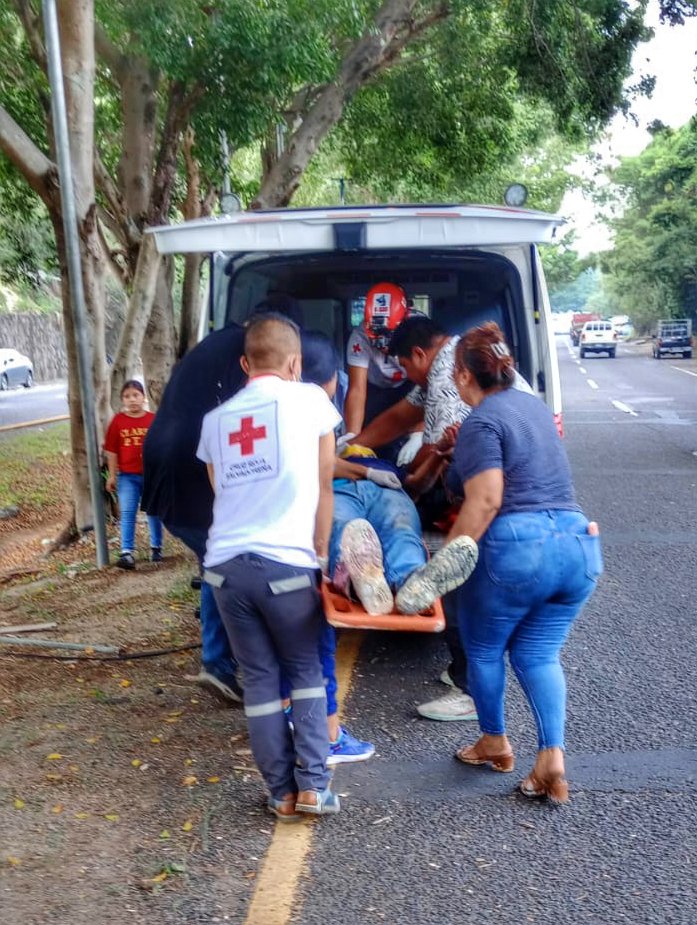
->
[0, 312, 67, 381]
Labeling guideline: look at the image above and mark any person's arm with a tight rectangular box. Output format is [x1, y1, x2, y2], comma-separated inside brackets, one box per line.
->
[104, 450, 118, 493]
[206, 462, 216, 493]
[314, 431, 336, 566]
[355, 397, 423, 449]
[446, 469, 503, 543]
[334, 457, 370, 480]
[344, 365, 369, 435]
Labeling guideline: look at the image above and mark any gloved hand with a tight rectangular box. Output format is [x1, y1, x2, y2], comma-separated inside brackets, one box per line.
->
[396, 431, 424, 467]
[366, 468, 402, 490]
[336, 432, 357, 453]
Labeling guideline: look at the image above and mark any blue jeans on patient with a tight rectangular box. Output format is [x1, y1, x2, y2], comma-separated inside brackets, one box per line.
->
[117, 472, 162, 553]
[329, 479, 426, 589]
[458, 510, 602, 750]
[164, 522, 237, 677]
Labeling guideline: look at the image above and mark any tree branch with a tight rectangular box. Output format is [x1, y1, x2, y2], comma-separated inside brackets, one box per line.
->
[0, 103, 58, 207]
[94, 152, 141, 249]
[11, 0, 47, 73]
[94, 22, 127, 82]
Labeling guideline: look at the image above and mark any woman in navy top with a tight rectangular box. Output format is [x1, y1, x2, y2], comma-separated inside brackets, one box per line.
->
[444, 322, 602, 804]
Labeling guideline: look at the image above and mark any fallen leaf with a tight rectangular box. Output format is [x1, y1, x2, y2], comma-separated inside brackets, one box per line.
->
[182, 775, 198, 787]
[119, 679, 131, 688]
[52, 804, 63, 814]
[207, 776, 220, 784]
[164, 717, 179, 724]
[6, 856, 21, 867]
[83, 647, 95, 656]
[131, 759, 142, 768]
[104, 814, 119, 822]
[46, 753, 63, 761]
[184, 758, 194, 766]
[190, 698, 199, 704]
[150, 736, 161, 744]
[75, 678, 85, 684]
[159, 829, 170, 839]
[168, 710, 183, 717]
[234, 748, 253, 756]
[182, 820, 193, 832]
[56, 723, 66, 730]
[74, 812, 90, 819]
[13, 798, 25, 810]
[151, 870, 168, 882]
[85, 737, 99, 744]
[45, 773, 63, 782]
[68, 765, 79, 772]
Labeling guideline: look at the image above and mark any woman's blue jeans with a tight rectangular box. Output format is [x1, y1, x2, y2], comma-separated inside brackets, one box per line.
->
[117, 472, 162, 553]
[457, 510, 602, 751]
[329, 479, 426, 589]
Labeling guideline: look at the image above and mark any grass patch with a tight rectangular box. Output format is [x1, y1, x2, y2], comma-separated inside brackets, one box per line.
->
[0, 423, 71, 511]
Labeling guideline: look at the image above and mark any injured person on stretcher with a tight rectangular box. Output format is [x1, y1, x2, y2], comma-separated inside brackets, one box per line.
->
[301, 330, 477, 617]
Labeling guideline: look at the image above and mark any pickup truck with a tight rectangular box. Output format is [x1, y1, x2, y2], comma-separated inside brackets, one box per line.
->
[570, 312, 600, 346]
[652, 319, 692, 359]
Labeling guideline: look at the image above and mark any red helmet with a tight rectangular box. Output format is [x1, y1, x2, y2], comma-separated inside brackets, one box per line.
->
[363, 283, 408, 351]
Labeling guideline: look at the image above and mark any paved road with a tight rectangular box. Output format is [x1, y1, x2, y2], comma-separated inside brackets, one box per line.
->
[209, 335, 695, 925]
[0, 380, 68, 429]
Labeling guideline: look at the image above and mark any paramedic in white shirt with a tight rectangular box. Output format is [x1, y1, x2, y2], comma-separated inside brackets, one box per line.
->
[196, 314, 342, 819]
[344, 282, 422, 465]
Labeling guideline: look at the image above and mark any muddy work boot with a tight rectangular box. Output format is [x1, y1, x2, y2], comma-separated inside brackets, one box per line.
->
[115, 552, 136, 570]
[395, 535, 478, 614]
[338, 519, 393, 614]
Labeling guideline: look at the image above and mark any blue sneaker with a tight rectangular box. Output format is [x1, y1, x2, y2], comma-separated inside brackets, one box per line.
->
[327, 726, 375, 766]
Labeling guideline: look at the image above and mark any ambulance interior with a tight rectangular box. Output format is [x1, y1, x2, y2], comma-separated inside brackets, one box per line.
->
[212, 249, 538, 391]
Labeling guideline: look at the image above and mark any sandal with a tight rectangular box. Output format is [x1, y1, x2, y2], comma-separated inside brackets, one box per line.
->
[268, 794, 301, 822]
[455, 743, 515, 773]
[519, 774, 569, 805]
[295, 787, 341, 815]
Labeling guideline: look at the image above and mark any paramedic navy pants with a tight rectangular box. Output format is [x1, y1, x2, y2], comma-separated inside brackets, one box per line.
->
[212, 553, 329, 800]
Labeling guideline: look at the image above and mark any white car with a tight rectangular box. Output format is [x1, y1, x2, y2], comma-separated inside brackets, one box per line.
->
[579, 321, 617, 358]
[0, 348, 34, 389]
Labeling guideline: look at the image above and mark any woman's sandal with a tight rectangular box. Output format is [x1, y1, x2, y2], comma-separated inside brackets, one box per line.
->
[295, 787, 341, 815]
[268, 794, 301, 822]
[455, 744, 515, 773]
[519, 774, 570, 805]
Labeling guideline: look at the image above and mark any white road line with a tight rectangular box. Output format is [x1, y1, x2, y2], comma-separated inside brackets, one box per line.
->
[611, 399, 638, 416]
[587, 379, 599, 390]
[579, 366, 587, 374]
[670, 366, 697, 378]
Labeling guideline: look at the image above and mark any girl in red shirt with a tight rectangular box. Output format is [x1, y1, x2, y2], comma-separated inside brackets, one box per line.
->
[104, 380, 163, 569]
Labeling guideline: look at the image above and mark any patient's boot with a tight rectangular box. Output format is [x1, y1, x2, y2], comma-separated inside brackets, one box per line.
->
[395, 535, 478, 614]
[338, 519, 394, 615]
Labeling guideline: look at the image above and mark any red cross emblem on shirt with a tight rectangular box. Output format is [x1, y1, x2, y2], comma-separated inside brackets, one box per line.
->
[228, 416, 267, 456]
[352, 342, 362, 354]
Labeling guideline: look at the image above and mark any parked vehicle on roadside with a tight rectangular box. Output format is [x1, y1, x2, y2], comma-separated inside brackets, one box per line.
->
[579, 320, 617, 358]
[570, 311, 600, 346]
[652, 319, 692, 359]
[0, 348, 33, 390]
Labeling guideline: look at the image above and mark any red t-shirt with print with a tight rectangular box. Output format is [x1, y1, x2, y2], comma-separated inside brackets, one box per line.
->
[103, 411, 155, 475]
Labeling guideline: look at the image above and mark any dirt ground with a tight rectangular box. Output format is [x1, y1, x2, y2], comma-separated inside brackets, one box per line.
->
[0, 508, 270, 924]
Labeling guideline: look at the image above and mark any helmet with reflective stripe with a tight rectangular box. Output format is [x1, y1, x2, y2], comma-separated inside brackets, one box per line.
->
[363, 282, 408, 351]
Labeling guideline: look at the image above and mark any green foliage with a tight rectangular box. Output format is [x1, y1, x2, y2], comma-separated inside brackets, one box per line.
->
[601, 120, 697, 331]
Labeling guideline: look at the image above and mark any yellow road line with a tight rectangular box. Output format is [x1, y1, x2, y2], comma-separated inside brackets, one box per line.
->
[243, 629, 364, 925]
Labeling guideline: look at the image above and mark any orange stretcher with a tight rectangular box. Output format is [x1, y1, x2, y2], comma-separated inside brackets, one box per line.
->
[321, 581, 445, 633]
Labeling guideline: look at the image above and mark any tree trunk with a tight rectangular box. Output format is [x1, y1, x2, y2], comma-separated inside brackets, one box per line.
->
[58, 0, 109, 528]
[179, 252, 205, 356]
[109, 230, 161, 409]
[141, 256, 176, 408]
[253, 0, 448, 208]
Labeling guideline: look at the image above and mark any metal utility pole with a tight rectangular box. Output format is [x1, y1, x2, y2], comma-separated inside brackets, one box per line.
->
[42, 0, 110, 567]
